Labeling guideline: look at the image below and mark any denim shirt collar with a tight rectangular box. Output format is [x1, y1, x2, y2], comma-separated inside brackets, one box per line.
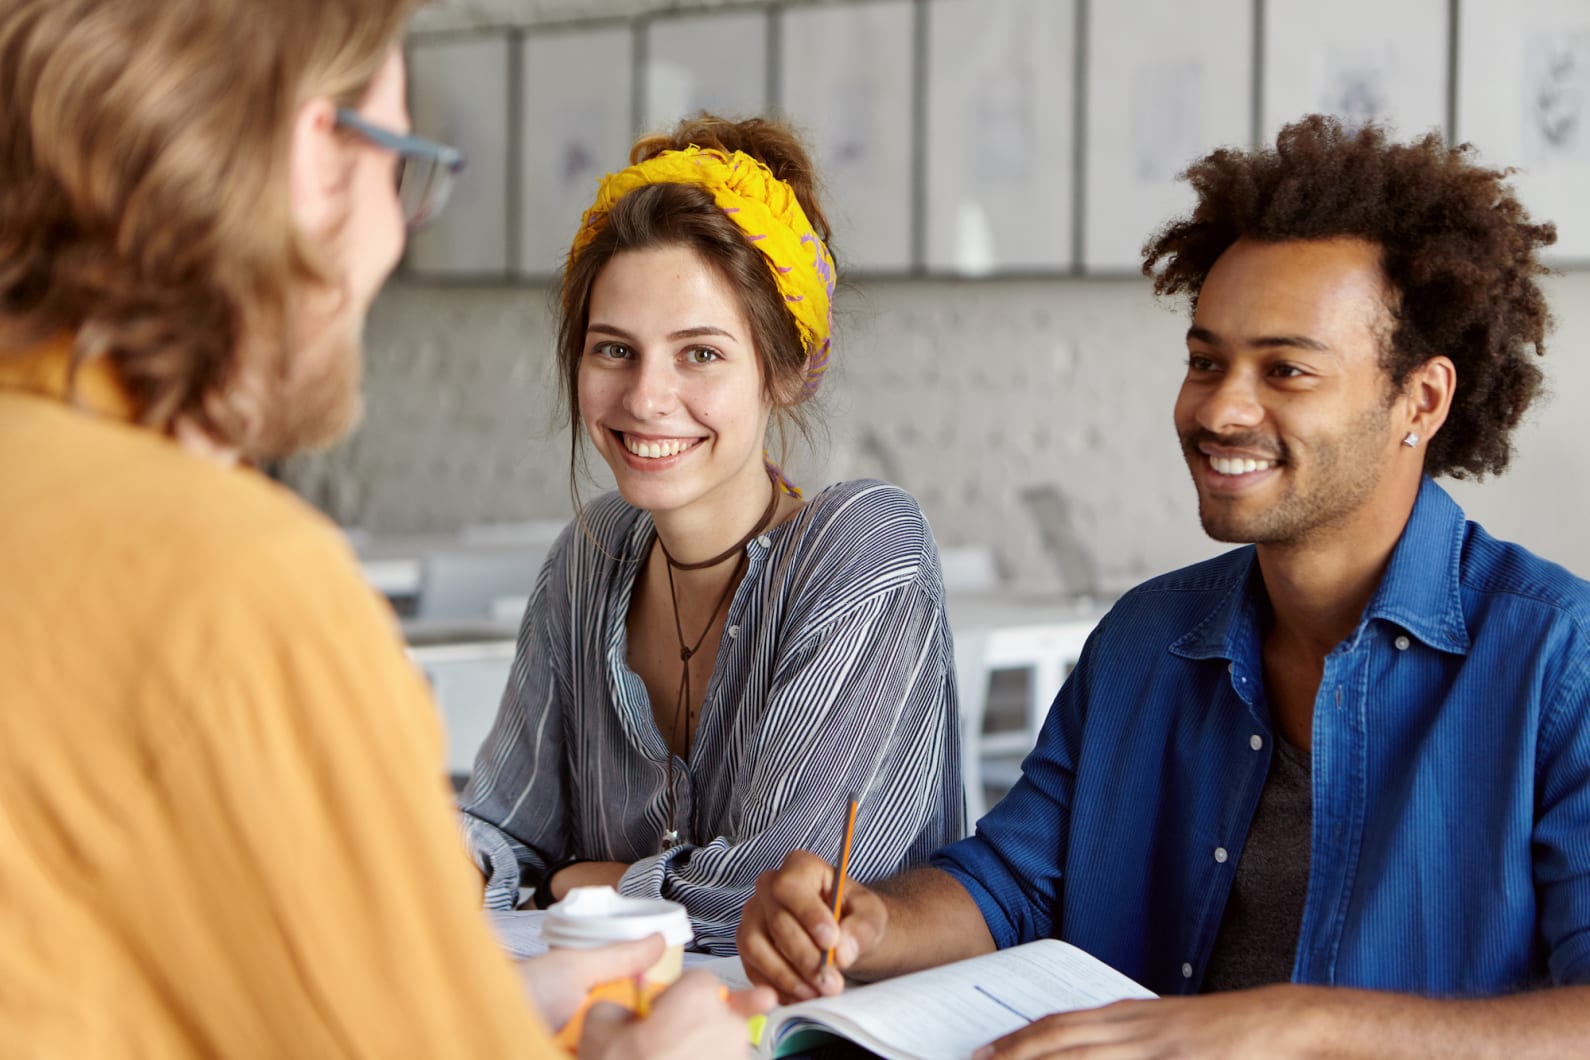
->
[1172, 476, 1472, 664]
[1361, 476, 1471, 655]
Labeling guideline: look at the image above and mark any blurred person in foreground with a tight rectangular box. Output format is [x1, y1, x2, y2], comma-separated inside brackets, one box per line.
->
[738, 115, 1590, 1057]
[0, 0, 766, 1054]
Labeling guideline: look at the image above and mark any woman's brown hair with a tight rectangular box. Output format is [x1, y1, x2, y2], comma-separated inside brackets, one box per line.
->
[0, 0, 418, 453]
[555, 113, 837, 492]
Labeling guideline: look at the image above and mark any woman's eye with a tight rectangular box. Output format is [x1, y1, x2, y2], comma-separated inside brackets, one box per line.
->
[684, 347, 721, 365]
[1186, 354, 1217, 373]
[591, 342, 632, 359]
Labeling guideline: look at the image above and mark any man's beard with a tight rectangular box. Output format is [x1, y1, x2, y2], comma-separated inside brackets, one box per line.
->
[246, 309, 365, 463]
[1179, 398, 1393, 548]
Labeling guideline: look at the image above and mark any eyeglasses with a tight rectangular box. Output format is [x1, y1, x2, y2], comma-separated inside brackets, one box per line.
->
[335, 108, 465, 228]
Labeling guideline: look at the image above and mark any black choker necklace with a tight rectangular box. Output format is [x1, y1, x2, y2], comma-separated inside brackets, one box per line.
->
[655, 482, 782, 851]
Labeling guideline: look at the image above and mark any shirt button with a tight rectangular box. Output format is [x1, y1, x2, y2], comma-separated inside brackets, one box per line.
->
[1214, 846, 1228, 864]
[1394, 635, 1411, 651]
[1181, 962, 1193, 978]
[756, 534, 771, 548]
[727, 625, 740, 639]
[1249, 734, 1263, 751]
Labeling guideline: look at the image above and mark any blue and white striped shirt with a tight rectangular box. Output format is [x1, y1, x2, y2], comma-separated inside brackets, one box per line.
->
[461, 479, 964, 953]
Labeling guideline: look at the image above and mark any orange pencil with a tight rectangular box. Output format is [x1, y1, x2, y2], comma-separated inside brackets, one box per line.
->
[824, 793, 861, 969]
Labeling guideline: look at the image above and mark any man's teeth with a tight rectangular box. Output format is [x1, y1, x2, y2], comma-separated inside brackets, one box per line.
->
[1209, 455, 1276, 476]
[624, 435, 696, 459]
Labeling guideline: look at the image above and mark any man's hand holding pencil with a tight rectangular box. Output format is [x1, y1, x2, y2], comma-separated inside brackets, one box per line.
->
[737, 796, 894, 1004]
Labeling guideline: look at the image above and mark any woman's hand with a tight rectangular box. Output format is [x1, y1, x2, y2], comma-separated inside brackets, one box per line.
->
[578, 970, 775, 1060]
[550, 860, 629, 901]
[517, 935, 666, 1029]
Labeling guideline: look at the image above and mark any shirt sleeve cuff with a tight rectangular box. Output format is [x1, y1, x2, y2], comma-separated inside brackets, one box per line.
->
[931, 835, 1043, 951]
[461, 815, 530, 912]
[615, 849, 677, 901]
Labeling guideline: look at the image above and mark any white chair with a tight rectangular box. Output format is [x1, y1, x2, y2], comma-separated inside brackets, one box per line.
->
[948, 590, 1101, 832]
[953, 628, 993, 824]
[974, 619, 1095, 792]
[416, 544, 546, 622]
[939, 545, 1000, 829]
[408, 638, 517, 782]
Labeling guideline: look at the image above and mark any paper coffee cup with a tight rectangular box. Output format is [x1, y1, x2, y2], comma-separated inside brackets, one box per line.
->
[541, 886, 694, 984]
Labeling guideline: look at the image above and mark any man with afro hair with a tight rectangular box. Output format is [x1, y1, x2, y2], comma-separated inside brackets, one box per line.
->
[738, 115, 1590, 1056]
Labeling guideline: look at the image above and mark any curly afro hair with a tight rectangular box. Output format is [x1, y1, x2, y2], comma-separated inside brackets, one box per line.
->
[1142, 114, 1556, 480]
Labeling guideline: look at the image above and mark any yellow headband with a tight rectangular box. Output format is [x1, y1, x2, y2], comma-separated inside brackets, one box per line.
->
[570, 146, 836, 397]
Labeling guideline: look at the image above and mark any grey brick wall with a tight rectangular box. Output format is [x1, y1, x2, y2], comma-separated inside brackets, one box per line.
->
[283, 269, 1590, 592]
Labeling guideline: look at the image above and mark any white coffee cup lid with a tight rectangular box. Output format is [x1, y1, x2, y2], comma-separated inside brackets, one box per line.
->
[541, 886, 694, 948]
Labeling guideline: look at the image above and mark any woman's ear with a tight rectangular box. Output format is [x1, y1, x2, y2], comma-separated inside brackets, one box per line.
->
[288, 97, 343, 237]
[769, 360, 810, 411]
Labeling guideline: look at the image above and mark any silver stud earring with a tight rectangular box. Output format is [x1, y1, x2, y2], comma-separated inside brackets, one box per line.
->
[1402, 432, 1420, 448]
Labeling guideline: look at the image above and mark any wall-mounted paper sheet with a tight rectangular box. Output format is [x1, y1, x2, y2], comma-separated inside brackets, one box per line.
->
[778, 0, 916, 274]
[407, 34, 513, 277]
[1083, 0, 1254, 274]
[923, 0, 1077, 275]
[1263, 0, 1449, 142]
[642, 9, 770, 133]
[517, 25, 635, 278]
[1459, 0, 1590, 263]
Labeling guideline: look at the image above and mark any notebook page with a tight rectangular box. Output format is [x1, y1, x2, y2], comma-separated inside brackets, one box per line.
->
[769, 939, 1155, 1060]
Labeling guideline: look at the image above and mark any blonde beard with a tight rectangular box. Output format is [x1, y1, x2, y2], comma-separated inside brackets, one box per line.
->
[218, 307, 366, 465]
[263, 316, 366, 458]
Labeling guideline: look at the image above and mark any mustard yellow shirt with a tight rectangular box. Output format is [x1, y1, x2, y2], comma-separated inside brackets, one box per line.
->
[0, 340, 554, 1056]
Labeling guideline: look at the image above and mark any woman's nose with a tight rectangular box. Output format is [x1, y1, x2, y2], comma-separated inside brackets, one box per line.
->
[620, 356, 676, 420]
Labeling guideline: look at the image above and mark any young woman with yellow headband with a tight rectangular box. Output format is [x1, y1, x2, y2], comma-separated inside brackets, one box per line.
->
[459, 115, 963, 955]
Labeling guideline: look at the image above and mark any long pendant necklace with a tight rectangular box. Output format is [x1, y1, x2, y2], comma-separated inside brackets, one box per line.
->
[655, 483, 781, 851]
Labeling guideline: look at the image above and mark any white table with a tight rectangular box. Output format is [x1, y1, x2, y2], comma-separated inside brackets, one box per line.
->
[945, 594, 1108, 822]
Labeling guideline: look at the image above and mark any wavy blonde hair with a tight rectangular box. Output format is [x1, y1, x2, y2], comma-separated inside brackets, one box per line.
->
[0, 0, 418, 452]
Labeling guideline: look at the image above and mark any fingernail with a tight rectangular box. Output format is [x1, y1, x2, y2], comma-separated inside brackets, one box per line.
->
[819, 967, 843, 993]
[838, 937, 858, 965]
[814, 923, 837, 948]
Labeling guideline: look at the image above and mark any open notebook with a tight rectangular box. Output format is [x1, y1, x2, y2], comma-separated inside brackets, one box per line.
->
[705, 938, 1155, 1060]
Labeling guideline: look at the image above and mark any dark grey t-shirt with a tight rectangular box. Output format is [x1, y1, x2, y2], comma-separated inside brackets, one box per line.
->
[1201, 736, 1312, 992]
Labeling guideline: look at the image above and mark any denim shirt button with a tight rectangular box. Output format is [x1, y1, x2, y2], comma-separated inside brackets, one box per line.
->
[1249, 733, 1263, 751]
[756, 534, 772, 549]
[1394, 634, 1411, 651]
[1214, 846, 1229, 863]
[1181, 962, 1193, 978]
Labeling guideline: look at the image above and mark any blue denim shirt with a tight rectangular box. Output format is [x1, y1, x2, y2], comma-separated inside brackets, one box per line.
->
[935, 478, 1590, 997]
